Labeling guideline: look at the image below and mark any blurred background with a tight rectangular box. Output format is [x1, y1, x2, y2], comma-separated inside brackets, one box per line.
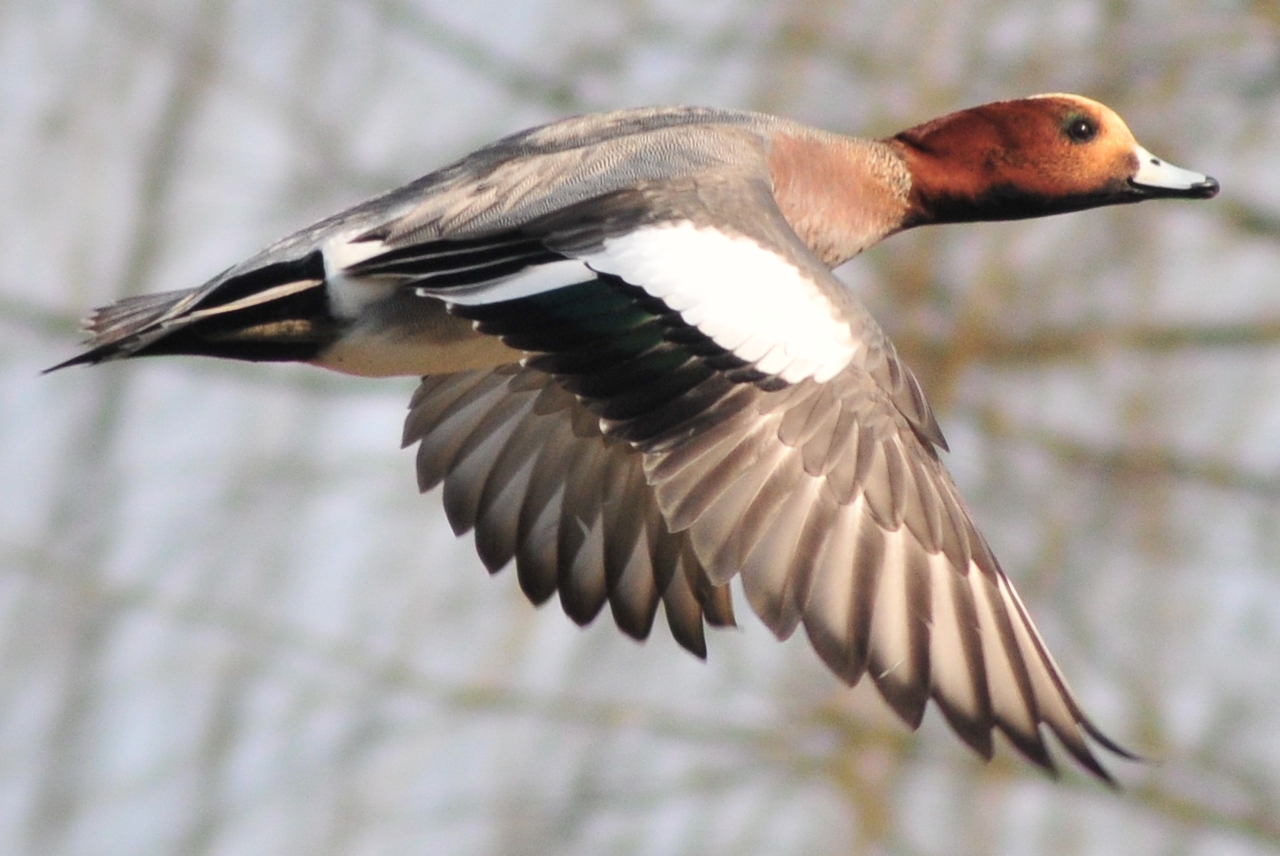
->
[1, 1, 1278, 854]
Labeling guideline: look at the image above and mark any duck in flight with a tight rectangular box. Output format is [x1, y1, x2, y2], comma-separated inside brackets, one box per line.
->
[51, 94, 1219, 782]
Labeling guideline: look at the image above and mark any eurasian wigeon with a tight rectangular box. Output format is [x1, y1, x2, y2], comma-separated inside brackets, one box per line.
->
[52, 94, 1218, 782]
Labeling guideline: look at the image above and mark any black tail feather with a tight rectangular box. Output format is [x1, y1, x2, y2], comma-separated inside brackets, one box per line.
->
[47, 251, 338, 372]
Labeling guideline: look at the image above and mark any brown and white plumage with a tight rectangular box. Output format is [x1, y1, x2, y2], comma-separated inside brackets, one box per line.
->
[52, 96, 1219, 782]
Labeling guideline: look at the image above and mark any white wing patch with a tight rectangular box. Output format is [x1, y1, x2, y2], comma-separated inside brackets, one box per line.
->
[582, 224, 859, 384]
[352, 221, 859, 384]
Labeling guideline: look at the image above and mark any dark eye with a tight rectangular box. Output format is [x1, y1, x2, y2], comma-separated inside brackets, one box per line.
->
[1065, 116, 1097, 143]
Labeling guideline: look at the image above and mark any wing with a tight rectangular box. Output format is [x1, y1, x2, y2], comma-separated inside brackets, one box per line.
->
[640, 369, 1131, 780]
[402, 365, 735, 658]
[369, 179, 1131, 781]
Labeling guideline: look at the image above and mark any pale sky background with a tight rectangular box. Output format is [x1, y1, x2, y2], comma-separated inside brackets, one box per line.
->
[2, 1, 1279, 854]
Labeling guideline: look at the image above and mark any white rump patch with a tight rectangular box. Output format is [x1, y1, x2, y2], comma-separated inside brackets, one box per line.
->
[582, 224, 859, 384]
[323, 231, 399, 319]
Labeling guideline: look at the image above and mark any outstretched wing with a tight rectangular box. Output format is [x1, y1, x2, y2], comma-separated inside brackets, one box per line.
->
[372, 179, 1130, 781]
[402, 365, 736, 659]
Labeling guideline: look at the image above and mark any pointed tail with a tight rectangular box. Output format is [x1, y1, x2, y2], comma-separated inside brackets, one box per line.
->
[47, 251, 337, 372]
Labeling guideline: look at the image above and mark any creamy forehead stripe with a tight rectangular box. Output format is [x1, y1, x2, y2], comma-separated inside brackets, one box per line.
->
[582, 223, 859, 384]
